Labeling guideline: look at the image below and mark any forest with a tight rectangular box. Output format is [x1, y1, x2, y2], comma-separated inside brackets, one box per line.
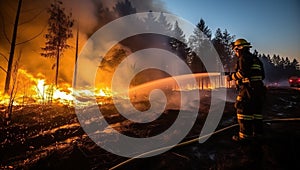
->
[1, 0, 299, 95]
[103, 0, 300, 85]
[1, 1, 300, 169]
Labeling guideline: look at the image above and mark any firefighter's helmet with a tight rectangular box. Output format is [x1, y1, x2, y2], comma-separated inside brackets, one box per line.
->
[232, 38, 252, 50]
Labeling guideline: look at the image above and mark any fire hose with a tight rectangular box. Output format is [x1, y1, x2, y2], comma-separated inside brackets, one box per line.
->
[109, 117, 300, 170]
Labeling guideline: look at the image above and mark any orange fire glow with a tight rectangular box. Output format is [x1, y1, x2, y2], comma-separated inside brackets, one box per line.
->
[0, 67, 227, 107]
[0, 68, 114, 106]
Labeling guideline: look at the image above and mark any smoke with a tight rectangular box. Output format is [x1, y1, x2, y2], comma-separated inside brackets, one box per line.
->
[128, 0, 167, 12]
[63, 0, 98, 35]
[0, 0, 168, 90]
[101, 0, 167, 12]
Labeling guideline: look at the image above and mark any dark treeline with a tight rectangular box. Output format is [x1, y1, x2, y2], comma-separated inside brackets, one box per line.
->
[106, 0, 300, 84]
[255, 51, 300, 83]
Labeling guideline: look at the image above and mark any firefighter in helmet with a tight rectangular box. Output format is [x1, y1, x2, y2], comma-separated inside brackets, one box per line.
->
[227, 38, 266, 142]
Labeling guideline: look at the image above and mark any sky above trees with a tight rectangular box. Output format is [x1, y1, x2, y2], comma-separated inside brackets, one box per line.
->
[162, 0, 300, 61]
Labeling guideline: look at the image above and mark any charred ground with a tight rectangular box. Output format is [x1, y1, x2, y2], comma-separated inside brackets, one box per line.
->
[0, 87, 300, 170]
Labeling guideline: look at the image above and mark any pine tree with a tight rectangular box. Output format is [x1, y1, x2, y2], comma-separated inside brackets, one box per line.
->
[212, 28, 224, 58]
[157, 12, 173, 35]
[272, 55, 281, 67]
[290, 59, 299, 70]
[41, 0, 74, 86]
[170, 21, 188, 61]
[283, 57, 290, 69]
[188, 19, 212, 73]
[189, 19, 211, 49]
[196, 18, 212, 39]
[222, 29, 235, 71]
[212, 28, 235, 72]
[172, 21, 186, 43]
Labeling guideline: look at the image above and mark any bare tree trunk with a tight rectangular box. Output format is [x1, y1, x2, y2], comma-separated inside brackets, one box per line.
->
[55, 48, 60, 86]
[5, 50, 21, 125]
[73, 23, 79, 87]
[4, 0, 22, 94]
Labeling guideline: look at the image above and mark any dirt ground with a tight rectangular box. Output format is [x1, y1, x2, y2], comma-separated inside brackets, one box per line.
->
[0, 87, 299, 170]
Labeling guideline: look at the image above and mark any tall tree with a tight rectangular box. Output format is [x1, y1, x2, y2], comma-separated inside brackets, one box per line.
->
[2, 0, 44, 93]
[157, 12, 173, 35]
[41, 0, 74, 86]
[170, 21, 188, 61]
[283, 57, 290, 69]
[188, 19, 212, 72]
[290, 58, 299, 70]
[272, 54, 281, 67]
[4, 0, 22, 94]
[73, 21, 79, 87]
[189, 19, 211, 53]
[212, 28, 224, 60]
[196, 18, 212, 39]
[212, 28, 235, 72]
[172, 21, 186, 43]
[222, 29, 235, 71]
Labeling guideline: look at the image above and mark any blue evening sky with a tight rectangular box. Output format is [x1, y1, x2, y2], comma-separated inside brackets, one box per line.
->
[162, 0, 300, 61]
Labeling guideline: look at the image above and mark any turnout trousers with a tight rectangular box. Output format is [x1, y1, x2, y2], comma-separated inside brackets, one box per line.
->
[235, 82, 266, 139]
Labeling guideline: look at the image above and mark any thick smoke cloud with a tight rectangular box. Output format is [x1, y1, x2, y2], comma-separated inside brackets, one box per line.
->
[0, 0, 167, 90]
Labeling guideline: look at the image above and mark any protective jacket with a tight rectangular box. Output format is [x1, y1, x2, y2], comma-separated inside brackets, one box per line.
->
[230, 50, 266, 139]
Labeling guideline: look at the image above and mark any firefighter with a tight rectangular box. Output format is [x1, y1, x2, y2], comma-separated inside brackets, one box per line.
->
[227, 38, 266, 142]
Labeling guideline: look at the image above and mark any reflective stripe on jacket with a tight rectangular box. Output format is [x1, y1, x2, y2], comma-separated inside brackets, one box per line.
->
[231, 52, 265, 84]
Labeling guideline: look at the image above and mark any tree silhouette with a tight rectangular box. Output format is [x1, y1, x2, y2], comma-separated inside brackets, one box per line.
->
[3, 0, 44, 93]
[188, 19, 212, 73]
[170, 21, 188, 62]
[258, 52, 300, 83]
[172, 21, 186, 43]
[212, 28, 235, 72]
[196, 18, 212, 39]
[157, 12, 173, 35]
[290, 59, 299, 71]
[41, 0, 74, 86]
[3, 0, 22, 94]
[189, 19, 211, 49]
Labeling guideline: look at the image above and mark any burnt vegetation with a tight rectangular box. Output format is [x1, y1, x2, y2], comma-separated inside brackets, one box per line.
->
[1, 0, 300, 170]
[0, 88, 300, 169]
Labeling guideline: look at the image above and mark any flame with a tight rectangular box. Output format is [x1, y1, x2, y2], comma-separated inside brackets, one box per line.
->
[0, 69, 227, 107]
[99, 89, 107, 97]
[35, 79, 74, 105]
[71, 87, 115, 106]
[97, 87, 113, 97]
[0, 93, 10, 105]
[0, 69, 108, 106]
